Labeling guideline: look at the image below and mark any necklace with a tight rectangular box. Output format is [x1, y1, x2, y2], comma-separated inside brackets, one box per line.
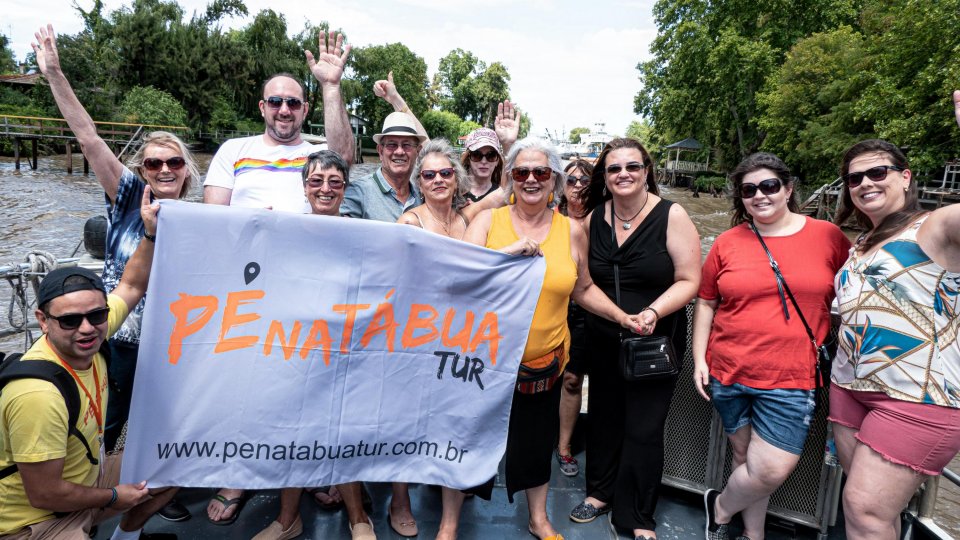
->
[613, 191, 649, 230]
[424, 204, 461, 239]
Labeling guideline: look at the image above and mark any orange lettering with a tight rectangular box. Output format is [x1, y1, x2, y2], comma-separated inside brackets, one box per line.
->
[263, 320, 303, 360]
[167, 293, 218, 365]
[215, 290, 264, 354]
[440, 308, 474, 352]
[469, 312, 501, 365]
[360, 300, 398, 352]
[300, 319, 334, 365]
[333, 303, 371, 353]
[401, 304, 439, 349]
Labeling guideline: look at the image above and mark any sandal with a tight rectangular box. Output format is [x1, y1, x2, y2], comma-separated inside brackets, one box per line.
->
[528, 529, 564, 540]
[569, 500, 610, 523]
[388, 507, 418, 537]
[306, 486, 344, 511]
[207, 491, 250, 525]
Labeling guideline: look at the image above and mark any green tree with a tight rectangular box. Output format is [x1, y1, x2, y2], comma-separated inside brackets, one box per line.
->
[119, 85, 189, 126]
[421, 110, 463, 143]
[458, 120, 482, 138]
[472, 62, 511, 125]
[348, 43, 429, 133]
[0, 34, 16, 74]
[625, 119, 663, 158]
[568, 127, 590, 143]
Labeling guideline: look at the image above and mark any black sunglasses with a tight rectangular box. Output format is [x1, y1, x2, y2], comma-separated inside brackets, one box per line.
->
[46, 307, 110, 330]
[143, 157, 186, 171]
[306, 177, 345, 190]
[842, 165, 904, 188]
[566, 175, 589, 186]
[739, 178, 783, 199]
[265, 96, 304, 110]
[511, 167, 553, 182]
[605, 162, 645, 175]
[469, 149, 499, 162]
[421, 168, 455, 180]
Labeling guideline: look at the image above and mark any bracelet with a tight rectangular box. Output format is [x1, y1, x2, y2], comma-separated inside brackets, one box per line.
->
[105, 487, 118, 508]
[641, 306, 660, 320]
[143, 233, 156, 242]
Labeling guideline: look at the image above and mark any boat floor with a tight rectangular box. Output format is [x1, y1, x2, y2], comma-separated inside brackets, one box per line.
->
[92, 447, 847, 540]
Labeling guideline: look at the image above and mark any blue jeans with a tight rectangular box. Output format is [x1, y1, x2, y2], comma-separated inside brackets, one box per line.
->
[710, 378, 815, 455]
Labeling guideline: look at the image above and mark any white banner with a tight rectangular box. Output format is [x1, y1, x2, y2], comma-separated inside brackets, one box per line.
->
[121, 201, 545, 489]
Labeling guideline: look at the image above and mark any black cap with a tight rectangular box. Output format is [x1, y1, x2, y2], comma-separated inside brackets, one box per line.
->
[37, 267, 107, 309]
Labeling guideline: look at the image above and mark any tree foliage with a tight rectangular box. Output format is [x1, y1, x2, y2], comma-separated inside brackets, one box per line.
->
[0, 34, 17, 74]
[349, 43, 429, 134]
[421, 110, 462, 143]
[119, 85, 189, 126]
[568, 127, 589, 143]
[433, 49, 511, 125]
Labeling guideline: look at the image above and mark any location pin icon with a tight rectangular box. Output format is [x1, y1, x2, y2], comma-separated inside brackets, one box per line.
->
[244, 262, 261, 285]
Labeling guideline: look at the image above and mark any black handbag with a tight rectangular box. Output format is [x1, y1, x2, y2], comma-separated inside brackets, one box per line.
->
[610, 200, 680, 381]
[749, 222, 833, 392]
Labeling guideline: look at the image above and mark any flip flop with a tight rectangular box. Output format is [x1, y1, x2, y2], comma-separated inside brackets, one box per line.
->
[306, 486, 344, 511]
[529, 529, 564, 540]
[207, 492, 249, 526]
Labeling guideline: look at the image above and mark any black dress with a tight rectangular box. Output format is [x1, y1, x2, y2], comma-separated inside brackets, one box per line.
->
[584, 198, 687, 531]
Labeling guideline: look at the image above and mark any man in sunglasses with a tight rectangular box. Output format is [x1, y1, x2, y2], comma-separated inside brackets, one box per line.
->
[203, 30, 356, 213]
[0, 191, 178, 539]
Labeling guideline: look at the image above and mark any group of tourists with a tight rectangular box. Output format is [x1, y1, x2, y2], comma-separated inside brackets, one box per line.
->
[1, 21, 959, 540]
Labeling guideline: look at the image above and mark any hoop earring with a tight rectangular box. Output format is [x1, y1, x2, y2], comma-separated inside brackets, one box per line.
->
[509, 193, 516, 205]
[548, 192, 555, 204]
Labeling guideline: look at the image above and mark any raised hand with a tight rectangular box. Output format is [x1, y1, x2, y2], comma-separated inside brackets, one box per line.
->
[31, 24, 62, 75]
[495, 100, 521, 149]
[305, 30, 351, 87]
[141, 185, 159, 236]
[373, 71, 403, 108]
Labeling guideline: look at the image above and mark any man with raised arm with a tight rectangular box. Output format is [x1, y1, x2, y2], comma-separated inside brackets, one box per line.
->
[203, 30, 356, 211]
[0, 188, 176, 540]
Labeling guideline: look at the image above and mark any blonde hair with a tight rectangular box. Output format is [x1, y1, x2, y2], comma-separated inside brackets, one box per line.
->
[126, 131, 199, 199]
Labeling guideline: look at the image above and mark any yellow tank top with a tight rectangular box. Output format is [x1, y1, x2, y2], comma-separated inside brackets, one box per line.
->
[485, 207, 577, 365]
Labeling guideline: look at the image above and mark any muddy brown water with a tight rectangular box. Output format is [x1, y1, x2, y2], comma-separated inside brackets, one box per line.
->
[0, 154, 957, 536]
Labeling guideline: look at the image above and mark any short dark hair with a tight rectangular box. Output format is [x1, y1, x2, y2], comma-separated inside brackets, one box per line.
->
[302, 150, 350, 185]
[261, 73, 306, 100]
[728, 152, 799, 227]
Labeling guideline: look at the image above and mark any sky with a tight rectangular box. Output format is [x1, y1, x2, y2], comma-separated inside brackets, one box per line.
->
[2, 0, 658, 139]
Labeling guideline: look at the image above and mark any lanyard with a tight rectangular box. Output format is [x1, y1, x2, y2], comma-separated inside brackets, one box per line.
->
[46, 336, 104, 436]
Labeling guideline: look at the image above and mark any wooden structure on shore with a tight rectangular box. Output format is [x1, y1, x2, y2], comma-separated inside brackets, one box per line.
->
[0, 115, 189, 172]
[660, 137, 710, 187]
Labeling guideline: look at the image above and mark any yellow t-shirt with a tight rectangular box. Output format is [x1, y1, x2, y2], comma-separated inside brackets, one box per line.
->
[0, 294, 128, 535]
[485, 207, 577, 365]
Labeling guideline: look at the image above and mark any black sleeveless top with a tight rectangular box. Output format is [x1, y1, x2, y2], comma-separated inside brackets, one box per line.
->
[587, 198, 687, 351]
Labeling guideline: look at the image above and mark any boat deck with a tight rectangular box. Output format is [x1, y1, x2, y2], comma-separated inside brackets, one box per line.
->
[92, 446, 846, 540]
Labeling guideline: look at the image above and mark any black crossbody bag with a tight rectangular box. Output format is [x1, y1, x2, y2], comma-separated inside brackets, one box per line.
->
[749, 222, 833, 392]
[611, 201, 680, 381]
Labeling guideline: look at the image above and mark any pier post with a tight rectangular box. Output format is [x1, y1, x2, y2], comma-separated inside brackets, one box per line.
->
[30, 139, 38, 170]
[13, 137, 20, 170]
[83, 155, 89, 175]
[66, 141, 73, 174]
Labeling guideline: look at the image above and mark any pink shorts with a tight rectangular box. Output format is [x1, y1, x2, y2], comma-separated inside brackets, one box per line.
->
[829, 384, 960, 475]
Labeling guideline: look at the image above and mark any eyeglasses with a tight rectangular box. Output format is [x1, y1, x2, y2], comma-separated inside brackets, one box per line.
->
[306, 177, 345, 190]
[511, 167, 553, 182]
[469, 149, 499, 162]
[739, 178, 783, 199]
[46, 307, 110, 330]
[842, 165, 904, 188]
[143, 157, 186, 171]
[265, 96, 304, 110]
[420, 168, 455, 180]
[605, 162, 645, 175]
[382, 141, 417, 152]
[566, 175, 589, 186]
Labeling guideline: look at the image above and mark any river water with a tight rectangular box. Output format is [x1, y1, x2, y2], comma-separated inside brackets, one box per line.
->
[0, 153, 957, 536]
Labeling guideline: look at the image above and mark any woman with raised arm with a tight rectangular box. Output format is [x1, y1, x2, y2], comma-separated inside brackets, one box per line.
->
[692, 153, 849, 540]
[464, 137, 643, 540]
[569, 138, 701, 540]
[828, 119, 960, 538]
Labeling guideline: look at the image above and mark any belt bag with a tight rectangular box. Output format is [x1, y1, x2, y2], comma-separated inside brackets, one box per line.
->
[619, 334, 679, 381]
[517, 344, 563, 394]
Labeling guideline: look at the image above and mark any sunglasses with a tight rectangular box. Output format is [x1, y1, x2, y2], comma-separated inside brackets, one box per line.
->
[306, 178, 345, 190]
[511, 167, 553, 182]
[46, 307, 110, 330]
[420, 168, 455, 180]
[605, 162, 645, 175]
[382, 141, 418, 152]
[264, 96, 304, 110]
[566, 175, 590, 186]
[842, 165, 904, 188]
[739, 178, 783, 199]
[469, 149, 499, 162]
[143, 157, 186, 171]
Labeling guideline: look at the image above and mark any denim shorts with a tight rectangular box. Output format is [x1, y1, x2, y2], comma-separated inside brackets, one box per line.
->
[710, 377, 816, 455]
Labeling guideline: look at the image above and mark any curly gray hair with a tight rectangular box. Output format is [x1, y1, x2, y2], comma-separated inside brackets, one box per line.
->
[502, 137, 564, 207]
[410, 138, 469, 209]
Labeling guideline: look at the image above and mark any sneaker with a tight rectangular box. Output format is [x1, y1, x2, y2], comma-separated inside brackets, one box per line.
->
[569, 500, 611, 523]
[556, 449, 579, 477]
[704, 489, 729, 540]
[157, 498, 190, 522]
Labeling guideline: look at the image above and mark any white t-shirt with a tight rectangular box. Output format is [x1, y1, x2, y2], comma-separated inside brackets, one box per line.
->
[203, 135, 327, 213]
